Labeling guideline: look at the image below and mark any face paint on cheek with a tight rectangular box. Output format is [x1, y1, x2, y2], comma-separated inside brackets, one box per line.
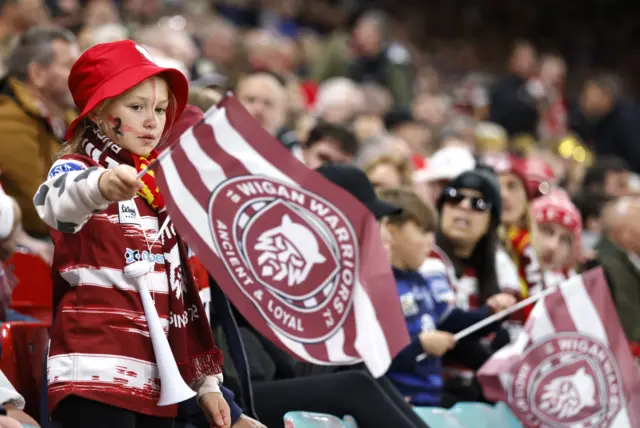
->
[112, 117, 124, 136]
[108, 115, 136, 137]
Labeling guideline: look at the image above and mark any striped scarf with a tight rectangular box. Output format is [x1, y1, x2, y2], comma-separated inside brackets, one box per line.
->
[80, 125, 223, 385]
[82, 126, 164, 210]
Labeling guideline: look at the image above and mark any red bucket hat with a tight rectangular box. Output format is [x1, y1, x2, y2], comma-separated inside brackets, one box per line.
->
[66, 40, 189, 141]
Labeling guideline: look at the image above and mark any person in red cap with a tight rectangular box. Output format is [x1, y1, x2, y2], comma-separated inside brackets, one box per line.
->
[32, 41, 229, 428]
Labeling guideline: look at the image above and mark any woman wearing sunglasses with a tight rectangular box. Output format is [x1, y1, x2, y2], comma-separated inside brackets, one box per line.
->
[418, 168, 520, 399]
[428, 169, 520, 313]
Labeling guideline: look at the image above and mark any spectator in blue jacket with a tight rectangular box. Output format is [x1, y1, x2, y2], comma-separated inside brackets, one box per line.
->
[379, 188, 503, 408]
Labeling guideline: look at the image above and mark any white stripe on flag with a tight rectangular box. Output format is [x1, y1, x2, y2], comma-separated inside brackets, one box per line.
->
[353, 281, 391, 377]
[181, 126, 225, 192]
[611, 408, 631, 428]
[208, 108, 296, 186]
[325, 329, 353, 364]
[160, 153, 216, 250]
[528, 298, 556, 341]
[560, 275, 608, 345]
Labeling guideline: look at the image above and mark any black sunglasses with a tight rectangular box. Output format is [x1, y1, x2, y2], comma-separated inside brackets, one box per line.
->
[442, 187, 491, 212]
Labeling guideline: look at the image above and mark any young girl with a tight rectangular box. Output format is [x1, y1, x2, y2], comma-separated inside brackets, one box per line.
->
[530, 189, 582, 287]
[33, 41, 229, 428]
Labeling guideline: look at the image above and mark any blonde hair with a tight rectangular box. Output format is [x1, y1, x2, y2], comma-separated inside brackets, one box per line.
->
[58, 75, 177, 158]
[363, 154, 414, 187]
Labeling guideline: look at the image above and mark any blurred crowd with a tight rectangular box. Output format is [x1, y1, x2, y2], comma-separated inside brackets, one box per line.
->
[0, 0, 640, 427]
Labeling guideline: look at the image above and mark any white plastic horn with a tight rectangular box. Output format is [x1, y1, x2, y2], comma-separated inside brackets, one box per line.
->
[124, 261, 197, 406]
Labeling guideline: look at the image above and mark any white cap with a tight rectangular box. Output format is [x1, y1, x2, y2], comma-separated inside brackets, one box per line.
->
[415, 146, 476, 182]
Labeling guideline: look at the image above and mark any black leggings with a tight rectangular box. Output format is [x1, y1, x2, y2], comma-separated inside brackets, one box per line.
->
[52, 395, 174, 428]
[252, 371, 428, 428]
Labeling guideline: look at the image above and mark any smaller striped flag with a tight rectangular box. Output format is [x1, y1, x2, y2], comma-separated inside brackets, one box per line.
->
[478, 268, 640, 428]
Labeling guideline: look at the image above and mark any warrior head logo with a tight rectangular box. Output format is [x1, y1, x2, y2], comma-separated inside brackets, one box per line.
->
[508, 333, 624, 428]
[254, 214, 327, 288]
[539, 367, 597, 420]
[209, 176, 358, 343]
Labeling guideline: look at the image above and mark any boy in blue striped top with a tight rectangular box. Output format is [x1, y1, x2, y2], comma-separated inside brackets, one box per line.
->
[380, 188, 501, 407]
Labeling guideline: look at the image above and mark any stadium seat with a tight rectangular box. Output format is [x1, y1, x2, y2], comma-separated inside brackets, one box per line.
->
[493, 402, 524, 428]
[449, 402, 497, 428]
[283, 411, 348, 428]
[6, 251, 53, 324]
[342, 415, 358, 428]
[413, 407, 466, 428]
[0, 322, 50, 422]
[414, 403, 525, 428]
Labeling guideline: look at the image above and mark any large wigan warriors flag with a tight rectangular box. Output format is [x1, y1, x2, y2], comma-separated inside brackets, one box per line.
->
[478, 268, 640, 428]
[154, 96, 409, 376]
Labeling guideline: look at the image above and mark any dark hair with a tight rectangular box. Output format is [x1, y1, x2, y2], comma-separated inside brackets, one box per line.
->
[436, 168, 502, 303]
[583, 156, 629, 190]
[305, 122, 359, 156]
[572, 190, 615, 226]
[436, 228, 501, 304]
[585, 72, 622, 98]
[7, 26, 76, 82]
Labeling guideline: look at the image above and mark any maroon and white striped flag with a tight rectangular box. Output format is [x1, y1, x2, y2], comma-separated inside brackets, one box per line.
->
[154, 96, 409, 376]
[478, 268, 640, 428]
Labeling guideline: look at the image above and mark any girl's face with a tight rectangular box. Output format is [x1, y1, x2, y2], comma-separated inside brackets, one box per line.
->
[97, 76, 170, 156]
[533, 222, 574, 270]
[440, 187, 491, 248]
[499, 173, 528, 226]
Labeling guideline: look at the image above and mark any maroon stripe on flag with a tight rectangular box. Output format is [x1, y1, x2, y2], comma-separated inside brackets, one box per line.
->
[543, 283, 577, 332]
[342, 310, 358, 358]
[170, 143, 210, 211]
[193, 121, 250, 177]
[303, 341, 329, 363]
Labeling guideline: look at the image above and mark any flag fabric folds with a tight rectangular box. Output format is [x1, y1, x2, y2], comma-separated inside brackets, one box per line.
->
[154, 96, 410, 377]
[478, 268, 640, 428]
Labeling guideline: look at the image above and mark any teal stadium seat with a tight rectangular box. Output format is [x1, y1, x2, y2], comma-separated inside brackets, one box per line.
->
[283, 411, 348, 428]
[413, 402, 524, 428]
[449, 402, 496, 428]
[412, 407, 466, 428]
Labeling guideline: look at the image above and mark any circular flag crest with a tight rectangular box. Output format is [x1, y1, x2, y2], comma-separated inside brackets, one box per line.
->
[208, 175, 359, 343]
[508, 332, 624, 428]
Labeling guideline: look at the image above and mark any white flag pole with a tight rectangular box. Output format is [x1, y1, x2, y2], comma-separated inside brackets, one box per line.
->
[415, 284, 562, 362]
